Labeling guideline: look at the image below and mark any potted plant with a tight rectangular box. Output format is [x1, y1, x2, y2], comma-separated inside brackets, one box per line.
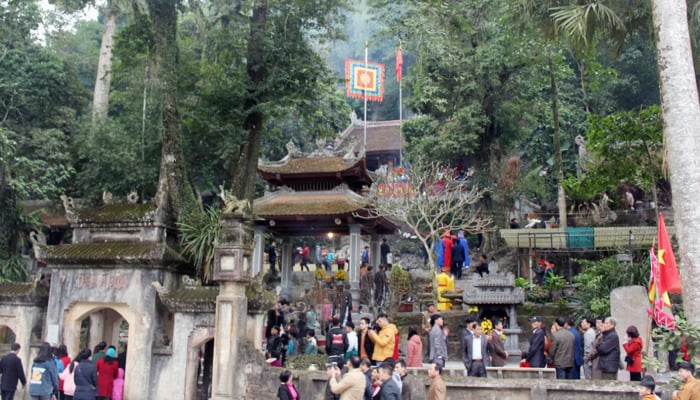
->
[544, 272, 567, 301]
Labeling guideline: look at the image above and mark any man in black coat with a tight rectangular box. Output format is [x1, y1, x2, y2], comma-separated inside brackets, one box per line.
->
[523, 316, 546, 368]
[326, 317, 348, 365]
[596, 317, 621, 380]
[0, 343, 27, 400]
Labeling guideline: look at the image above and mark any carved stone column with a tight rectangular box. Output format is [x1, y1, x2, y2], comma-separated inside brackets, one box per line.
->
[210, 212, 253, 400]
[252, 225, 265, 276]
[280, 238, 293, 298]
[349, 224, 362, 310]
[370, 234, 381, 267]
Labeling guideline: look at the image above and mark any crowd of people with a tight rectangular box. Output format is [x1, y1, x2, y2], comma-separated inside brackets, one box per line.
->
[0, 340, 126, 400]
[277, 356, 447, 400]
[263, 300, 697, 399]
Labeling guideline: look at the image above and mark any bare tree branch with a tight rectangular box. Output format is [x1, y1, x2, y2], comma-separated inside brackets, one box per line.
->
[356, 160, 490, 275]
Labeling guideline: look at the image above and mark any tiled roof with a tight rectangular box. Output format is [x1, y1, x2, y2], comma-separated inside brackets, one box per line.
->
[340, 121, 404, 153]
[258, 156, 365, 175]
[39, 242, 184, 265]
[72, 203, 159, 224]
[158, 286, 219, 313]
[253, 190, 367, 217]
[0, 282, 49, 300]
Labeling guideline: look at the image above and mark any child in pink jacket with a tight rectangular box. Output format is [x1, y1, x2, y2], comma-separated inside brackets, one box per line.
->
[112, 368, 125, 400]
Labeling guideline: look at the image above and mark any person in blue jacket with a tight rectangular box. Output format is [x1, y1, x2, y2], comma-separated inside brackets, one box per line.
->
[29, 342, 58, 400]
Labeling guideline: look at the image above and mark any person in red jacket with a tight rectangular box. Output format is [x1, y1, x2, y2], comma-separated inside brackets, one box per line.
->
[57, 345, 71, 400]
[95, 347, 119, 400]
[442, 231, 453, 274]
[623, 325, 644, 381]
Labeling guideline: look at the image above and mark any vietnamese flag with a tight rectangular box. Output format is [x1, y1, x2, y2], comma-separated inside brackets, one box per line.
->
[396, 47, 403, 82]
[657, 212, 682, 294]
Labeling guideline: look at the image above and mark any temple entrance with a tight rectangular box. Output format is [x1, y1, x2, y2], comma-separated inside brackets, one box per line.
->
[79, 308, 129, 355]
[63, 303, 138, 397]
[196, 339, 214, 400]
[185, 328, 214, 400]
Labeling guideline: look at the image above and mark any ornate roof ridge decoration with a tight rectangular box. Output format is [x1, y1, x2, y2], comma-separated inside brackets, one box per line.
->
[258, 139, 362, 168]
[59, 194, 163, 227]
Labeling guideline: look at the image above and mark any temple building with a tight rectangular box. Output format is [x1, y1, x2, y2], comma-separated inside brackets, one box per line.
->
[252, 140, 397, 299]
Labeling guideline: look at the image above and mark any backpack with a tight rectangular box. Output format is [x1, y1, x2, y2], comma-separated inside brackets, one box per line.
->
[54, 356, 64, 373]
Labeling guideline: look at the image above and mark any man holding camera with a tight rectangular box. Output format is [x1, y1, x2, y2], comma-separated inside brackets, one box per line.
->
[368, 314, 398, 365]
[327, 355, 366, 400]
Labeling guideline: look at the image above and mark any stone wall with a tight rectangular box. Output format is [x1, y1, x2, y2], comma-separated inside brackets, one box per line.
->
[246, 367, 639, 400]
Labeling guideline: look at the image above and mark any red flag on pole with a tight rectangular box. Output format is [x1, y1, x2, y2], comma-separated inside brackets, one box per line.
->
[648, 247, 676, 329]
[657, 212, 682, 294]
[395, 47, 403, 82]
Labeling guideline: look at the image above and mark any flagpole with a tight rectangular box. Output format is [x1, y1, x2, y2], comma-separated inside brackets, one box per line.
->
[363, 42, 368, 152]
[398, 42, 403, 167]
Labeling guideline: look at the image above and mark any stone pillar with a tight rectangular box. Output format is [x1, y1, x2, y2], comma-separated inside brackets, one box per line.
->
[211, 282, 248, 400]
[349, 224, 362, 310]
[253, 226, 265, 276]
[370, 234, 381, 267]
[280, 238, 293, 298]
[210, 213, 253, 400]
[88, 311, 104, 351]
[246, 310, 266, 352]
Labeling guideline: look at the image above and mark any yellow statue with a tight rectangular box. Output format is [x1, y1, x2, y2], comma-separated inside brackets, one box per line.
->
[436, 267, 455, 311]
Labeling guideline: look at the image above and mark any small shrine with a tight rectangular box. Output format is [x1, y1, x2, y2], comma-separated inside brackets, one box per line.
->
[252, 140, 396, 300]
[462, 272, 525, 358]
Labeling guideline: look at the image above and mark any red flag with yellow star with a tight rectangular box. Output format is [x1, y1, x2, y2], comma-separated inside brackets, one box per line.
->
[657, 212, 682, 294]
[648, 247, 676, 329]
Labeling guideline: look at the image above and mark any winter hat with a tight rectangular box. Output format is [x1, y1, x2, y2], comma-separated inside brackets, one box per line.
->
[106, 348, 116, 358]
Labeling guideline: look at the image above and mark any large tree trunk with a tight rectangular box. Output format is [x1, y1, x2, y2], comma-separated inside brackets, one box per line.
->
[549, 49, 567, 229]
[652, 0, 700, 323]
[92, 2, 118, 125]
[150, 0, 196, 221]
[230, 0, 267, 203]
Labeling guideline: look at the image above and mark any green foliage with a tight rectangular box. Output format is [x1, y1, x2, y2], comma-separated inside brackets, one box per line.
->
[544, 272, 567, 291]
[178, 207, 222, 284]
[515, 277, 529, 288]
[649, 315, 700, 374]
[73, 120, 159, 202]
[585, 105, 663, 191]
[10, 128, 76, 200]
[1, 1, 89, 202]
[562, 173, 606, 203]
[0, 255, 27, 283]
[387, 264, 413, 314]
[569, 257, 648, 319]
[526, 285, 551, 304]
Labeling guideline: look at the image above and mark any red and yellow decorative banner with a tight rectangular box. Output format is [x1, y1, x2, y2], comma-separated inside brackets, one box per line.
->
[345, 58, 385, 102]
